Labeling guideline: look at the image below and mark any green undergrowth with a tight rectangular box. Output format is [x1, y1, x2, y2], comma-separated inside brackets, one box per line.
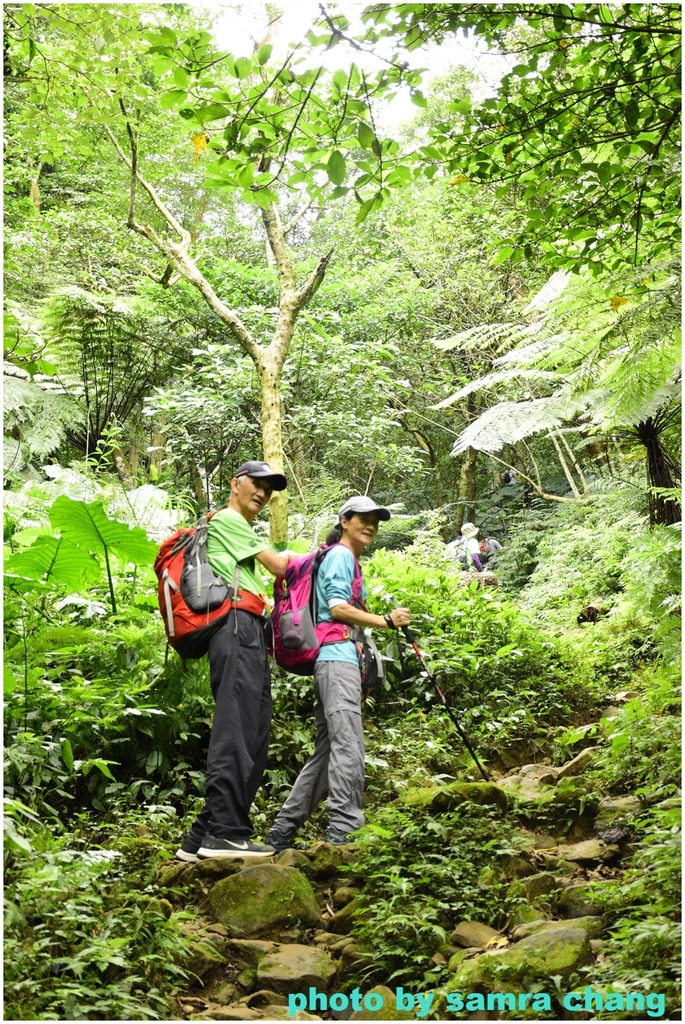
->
[4, 810, 197, 1021]
[346, 799, 528, 991]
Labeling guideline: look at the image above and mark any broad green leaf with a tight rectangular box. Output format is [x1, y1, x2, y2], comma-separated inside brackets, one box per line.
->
[4, 665, 16, 698]
[50, 496, 158, 566]
[195, 103, 231, 122]
[62, 738, 74, 773]
[257, 43, 272, 65]
[234, 56, 252, 79]
[355, 195, 378, 225]
[5, 535, 101, 590]
[410, 89, 428, 108]
[357, 123, 375, 150]
[332, 69, 348, 91]
[89, 759, 117, 780]
[159, 89, 187, 110]
[327, 150, 347, 185]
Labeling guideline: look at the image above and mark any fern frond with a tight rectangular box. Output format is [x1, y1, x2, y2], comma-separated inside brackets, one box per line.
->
[451, 394, 587, 454]
[431, 319, 545, 353]
[431, 369, 559, 409]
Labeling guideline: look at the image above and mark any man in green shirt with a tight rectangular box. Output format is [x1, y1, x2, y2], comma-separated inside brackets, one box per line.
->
[176, 461, 291, 861]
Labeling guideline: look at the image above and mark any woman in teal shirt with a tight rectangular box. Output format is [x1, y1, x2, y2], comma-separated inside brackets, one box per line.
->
[267, 496, 411, 848]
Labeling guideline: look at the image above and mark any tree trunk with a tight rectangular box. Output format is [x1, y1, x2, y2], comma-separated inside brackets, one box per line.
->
[258, 356, 288, 543]
[456, 446, 478, 533]
[637, 417, 682, 526]
[104, 122, 332, 543]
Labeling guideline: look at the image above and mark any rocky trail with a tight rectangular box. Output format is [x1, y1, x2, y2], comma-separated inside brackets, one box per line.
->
[157, 698, 648, 1022]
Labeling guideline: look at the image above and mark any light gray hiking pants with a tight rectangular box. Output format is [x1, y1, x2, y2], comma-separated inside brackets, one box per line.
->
[273, 660, 365, 834]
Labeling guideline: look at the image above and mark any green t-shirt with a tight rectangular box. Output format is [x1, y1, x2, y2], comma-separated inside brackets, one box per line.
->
[207, 508, 269, 596]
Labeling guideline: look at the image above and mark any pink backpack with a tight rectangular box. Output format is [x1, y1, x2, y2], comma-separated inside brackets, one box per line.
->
[273, 544, 363, 675]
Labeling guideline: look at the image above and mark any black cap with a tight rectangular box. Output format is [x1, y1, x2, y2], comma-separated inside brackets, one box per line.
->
[234, 460, 287, 491]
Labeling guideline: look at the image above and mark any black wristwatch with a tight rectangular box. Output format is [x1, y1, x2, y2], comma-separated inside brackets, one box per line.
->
[384, 614, 395, 629]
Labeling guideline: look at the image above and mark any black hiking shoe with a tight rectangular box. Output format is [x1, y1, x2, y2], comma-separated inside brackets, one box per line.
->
[323, 825, 354, 846]
[197, 835, 275, 860]
[175, 836, 200, 863]
[266, 826, 309, 853]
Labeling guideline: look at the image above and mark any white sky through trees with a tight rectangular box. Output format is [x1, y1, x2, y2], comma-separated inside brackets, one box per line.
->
[208, 0, 510, 130]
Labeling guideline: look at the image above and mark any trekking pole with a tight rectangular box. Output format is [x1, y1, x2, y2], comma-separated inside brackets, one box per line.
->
[399, 623, 490, 782]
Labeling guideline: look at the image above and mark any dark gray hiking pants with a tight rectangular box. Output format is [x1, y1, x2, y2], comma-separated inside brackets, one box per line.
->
[273, 660, 365, 835]
[186, 610, 271, 843]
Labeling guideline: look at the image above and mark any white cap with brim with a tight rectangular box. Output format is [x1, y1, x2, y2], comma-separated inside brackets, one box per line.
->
[461, 522, 478, 539]
[338, 495, 391, 521]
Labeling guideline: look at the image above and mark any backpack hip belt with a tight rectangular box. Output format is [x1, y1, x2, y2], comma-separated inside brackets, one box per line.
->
[233, 589, 268, 617]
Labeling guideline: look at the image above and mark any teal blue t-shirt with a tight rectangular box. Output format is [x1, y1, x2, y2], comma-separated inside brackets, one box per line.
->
[316, 545, 367, 664]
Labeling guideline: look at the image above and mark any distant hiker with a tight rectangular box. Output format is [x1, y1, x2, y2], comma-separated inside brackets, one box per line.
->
[445, 532, 467, 565]
[176, 460, 292, 863]
[460, 522, 484, 572]
[266, 496, 411, 850]
[502, 468, 519, 486]
[479, 536, 504, 565]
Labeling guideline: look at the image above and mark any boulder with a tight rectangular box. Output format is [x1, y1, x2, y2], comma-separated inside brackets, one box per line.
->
[511, 915, 603, 941]
[499, 854, 537, 878]
[398, 782, 509, 813]
[518, 764, 559, 786]
[556, 839, 620, 865]
[556, 881, 614, 918]
[274, 848, 312, 872]
[209, 865, 323, 937]
[245, 990, 288, 1007]
[260, 1008, 322, 1021]
[595, 796, 642, 831]
[332, 885, 360, 908]
[511, 872, 565, 902]
[447, 927, 592, 993]
[255, 943, 337, 995]
[527, 832, 558, 850]
[195, 858, 245, 882]
[305, 842, 347, 877]
[185, 933, 228, 981]
[327, 896, 367, 935]
[450, 921, 501, 949]
[210, 984, 238, 1005]
[555, 746, 597, 780]
[225, 938, 278, 967]
[350, 985, 415, 1020]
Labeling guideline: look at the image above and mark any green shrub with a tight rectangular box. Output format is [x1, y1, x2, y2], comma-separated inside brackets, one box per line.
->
[347, 800, 526, 990]
[4, 813, 193, 1021]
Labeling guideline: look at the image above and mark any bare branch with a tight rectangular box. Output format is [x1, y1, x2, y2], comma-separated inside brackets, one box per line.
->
[284, 195, 315, 236]
[296, 247, 334, 309]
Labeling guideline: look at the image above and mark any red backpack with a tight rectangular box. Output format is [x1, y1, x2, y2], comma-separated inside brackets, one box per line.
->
[154, 514, 242, 660]
[272, 544, 363, 675]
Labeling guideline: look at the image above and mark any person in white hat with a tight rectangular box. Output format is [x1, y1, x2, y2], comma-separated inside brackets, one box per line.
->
[267, 496, 411, 849]
[460, 522, 484, 572]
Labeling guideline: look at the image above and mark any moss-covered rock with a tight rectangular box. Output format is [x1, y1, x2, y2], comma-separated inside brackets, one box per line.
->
[447, 926, 592, 993]
[255, 943, 337, 994]
[450, 921, 501, 948]
[397, 781, 509, 813]
[327, 896, 368, 935]
[209, 865, 323, 938]
[512, 915, 604, 941]
[508, 871, 566, 903]
[349, 985, 415, 1020]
